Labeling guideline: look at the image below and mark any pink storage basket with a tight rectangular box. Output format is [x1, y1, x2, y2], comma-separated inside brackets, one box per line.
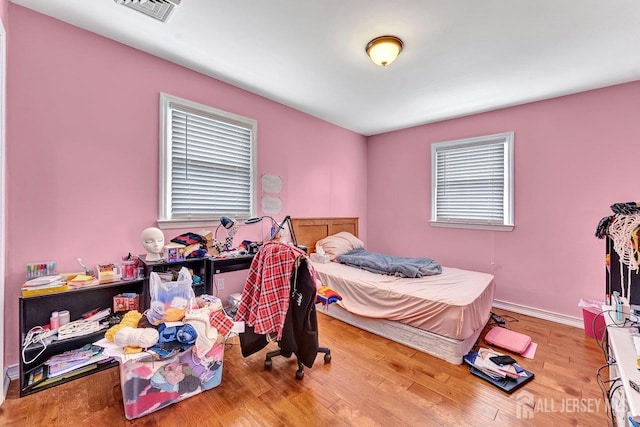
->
[582, 308, 606, 341]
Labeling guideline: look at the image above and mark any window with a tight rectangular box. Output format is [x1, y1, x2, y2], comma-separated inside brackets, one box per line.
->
[431, 132, 514, 231]
[158, 93, 257, 228]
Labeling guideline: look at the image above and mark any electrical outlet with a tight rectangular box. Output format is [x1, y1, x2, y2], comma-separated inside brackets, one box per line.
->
[217, 278, 224, 290]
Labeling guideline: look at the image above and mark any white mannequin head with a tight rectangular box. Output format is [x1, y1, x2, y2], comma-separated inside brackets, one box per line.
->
[141, 227, 165, 261]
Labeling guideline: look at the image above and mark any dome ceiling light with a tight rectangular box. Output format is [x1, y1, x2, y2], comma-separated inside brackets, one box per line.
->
[365, 35, 404, 67]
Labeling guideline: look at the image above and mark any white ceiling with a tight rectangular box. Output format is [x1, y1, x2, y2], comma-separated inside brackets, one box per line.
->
[11, 0, 640, 135]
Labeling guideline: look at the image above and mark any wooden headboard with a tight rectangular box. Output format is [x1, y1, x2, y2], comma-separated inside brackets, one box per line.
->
[292, 217, 359, 254]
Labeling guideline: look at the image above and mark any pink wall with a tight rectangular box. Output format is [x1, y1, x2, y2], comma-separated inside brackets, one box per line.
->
[367, 81, 640, 319]
[7, 3, 637, 369]
[4, 5, 367, 366]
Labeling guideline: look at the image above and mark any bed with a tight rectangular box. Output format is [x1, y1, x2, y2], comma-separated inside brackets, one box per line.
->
[291, 217, 495, 364]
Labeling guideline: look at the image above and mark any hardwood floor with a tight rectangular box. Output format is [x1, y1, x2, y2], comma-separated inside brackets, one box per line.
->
[0, 308, 611, 426]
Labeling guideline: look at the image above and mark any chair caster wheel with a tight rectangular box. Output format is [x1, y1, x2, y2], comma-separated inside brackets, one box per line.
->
[324, 353, 332, 364]
[264, 359, 272, 370]
[296, 369, 304, 380]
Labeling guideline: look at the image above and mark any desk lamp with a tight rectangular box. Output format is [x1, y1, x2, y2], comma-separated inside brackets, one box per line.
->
[245, 215, 300, 248]
[245, 216, 280, 240]
[215, 216, 236, 251]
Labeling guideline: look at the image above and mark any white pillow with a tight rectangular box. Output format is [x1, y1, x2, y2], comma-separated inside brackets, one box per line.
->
[315, 232, 364, 260]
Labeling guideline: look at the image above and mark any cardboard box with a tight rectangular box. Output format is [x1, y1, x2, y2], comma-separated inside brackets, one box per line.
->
[197, 229, 220, 256]
[164, 243, 185, 263]
[197, 229, 213, 247]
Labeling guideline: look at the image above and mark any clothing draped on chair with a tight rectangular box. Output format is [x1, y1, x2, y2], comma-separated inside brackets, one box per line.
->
[234, 241, 320, 367]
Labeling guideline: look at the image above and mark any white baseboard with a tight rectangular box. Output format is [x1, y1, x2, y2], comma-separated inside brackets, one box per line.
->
[2, 370, 7, 401]
[6, 364, 18, 381]
[3, 365, 14, 400]
[493, 299, 584, 329]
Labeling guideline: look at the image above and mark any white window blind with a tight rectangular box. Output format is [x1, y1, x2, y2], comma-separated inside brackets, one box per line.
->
[159, 94, 257, 228]
[431, 132, 514, 231]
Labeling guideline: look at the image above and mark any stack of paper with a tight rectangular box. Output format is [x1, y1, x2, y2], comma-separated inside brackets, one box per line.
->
[465, 348, 519, 379]
[22, 275, 68, 297]
[66, 274, 98, 288]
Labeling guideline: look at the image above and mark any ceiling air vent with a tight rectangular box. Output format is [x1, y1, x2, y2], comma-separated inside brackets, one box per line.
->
[114, 0, 181, 23]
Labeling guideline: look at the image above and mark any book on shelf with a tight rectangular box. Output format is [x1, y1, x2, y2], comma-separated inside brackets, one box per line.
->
[31, 364, 100, 390]
[21, 283, 69, 297]
[45, 347, 94, 364]
[44, 344, 107, 378]
[25, 364, 46, 388]
[24, 351, 113, 392]
[22, 275, 66, 295]
[47, 353, 110, 378]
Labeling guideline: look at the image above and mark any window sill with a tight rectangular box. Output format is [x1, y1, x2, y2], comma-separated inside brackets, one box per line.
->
[156, 219, 220, 230]
[430, 221, 514, 232]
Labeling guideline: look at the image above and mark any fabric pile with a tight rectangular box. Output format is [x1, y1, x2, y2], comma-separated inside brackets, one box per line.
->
[106, 295, 233, 420]
[168, 232, 209, 259]
[100, 267, 236, 419]
[120, 342, 225, 419]
[336, 247, 442, 278]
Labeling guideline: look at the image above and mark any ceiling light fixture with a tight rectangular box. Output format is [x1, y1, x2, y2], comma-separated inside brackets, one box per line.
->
[365, 35, 404, 67]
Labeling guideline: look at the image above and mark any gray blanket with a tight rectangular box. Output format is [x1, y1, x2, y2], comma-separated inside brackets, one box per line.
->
[336, 248, 442, 278]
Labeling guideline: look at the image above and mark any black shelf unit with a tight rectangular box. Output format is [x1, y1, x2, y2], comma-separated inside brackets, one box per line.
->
[139, 254, 255, 301]
[18, 255, 256, 397]
[139, 255, 212, 303]
[19, 279, 144, 397]
[210, 254, 254, 276]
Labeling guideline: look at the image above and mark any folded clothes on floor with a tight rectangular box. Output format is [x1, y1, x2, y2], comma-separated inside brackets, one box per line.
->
[316, 285, 342, 305]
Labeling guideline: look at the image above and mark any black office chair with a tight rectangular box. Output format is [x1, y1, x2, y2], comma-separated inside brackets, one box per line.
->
[236, 242, 331, 379]
[263, 255, 331, 379]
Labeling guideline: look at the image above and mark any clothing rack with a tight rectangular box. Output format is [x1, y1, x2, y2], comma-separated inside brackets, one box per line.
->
[606, 236, 640, 307]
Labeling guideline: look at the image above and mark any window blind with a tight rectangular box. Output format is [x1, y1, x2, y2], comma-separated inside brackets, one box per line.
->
[431, 132, 513, 229]
[169, 106, 253, 220]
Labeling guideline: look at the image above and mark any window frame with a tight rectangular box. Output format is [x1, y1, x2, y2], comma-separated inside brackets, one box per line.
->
[430, 132, 514, 231]
[157, 93, 258, 229]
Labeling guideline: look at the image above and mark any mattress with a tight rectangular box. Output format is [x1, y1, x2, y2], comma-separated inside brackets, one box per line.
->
[312, 261, 495, 340]
[318, 304, 484, 365]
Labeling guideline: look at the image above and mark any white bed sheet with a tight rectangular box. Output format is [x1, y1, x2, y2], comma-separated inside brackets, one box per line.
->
[313, 261, 495, 340]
